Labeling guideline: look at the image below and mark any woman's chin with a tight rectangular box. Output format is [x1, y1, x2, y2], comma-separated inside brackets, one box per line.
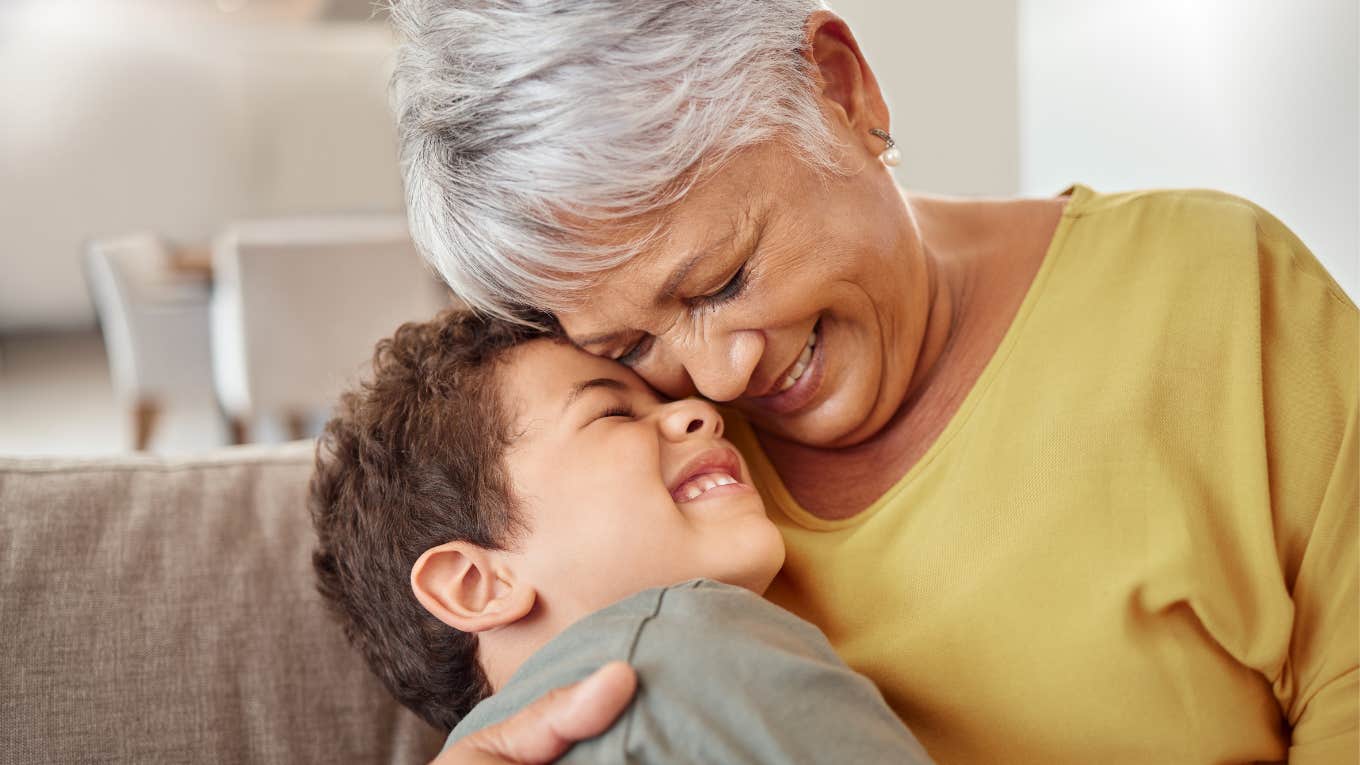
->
[745, 404, 870, 449]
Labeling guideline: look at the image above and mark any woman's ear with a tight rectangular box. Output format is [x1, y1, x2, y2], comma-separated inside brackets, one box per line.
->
[410, 542, 535, 633]
[803, 11, 891, 147]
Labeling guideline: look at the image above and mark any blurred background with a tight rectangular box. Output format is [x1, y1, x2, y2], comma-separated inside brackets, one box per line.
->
[0, 0, 1355, 456]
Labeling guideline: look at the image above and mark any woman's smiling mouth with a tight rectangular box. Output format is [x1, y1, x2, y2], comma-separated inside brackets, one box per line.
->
[776, 325, 818, 393]
[755, 320, 826, 415]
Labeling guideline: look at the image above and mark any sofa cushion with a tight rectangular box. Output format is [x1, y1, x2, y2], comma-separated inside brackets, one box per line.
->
[0, 443, 445, 764]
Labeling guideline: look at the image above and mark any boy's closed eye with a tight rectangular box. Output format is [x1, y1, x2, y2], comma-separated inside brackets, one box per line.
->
[594, 405, 636, 422]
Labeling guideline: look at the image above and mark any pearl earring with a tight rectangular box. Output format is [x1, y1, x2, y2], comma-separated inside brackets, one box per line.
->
[869, 128, 901, 167]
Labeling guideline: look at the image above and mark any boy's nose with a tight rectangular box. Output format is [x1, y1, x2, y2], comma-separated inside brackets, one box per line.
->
[660, 398, 724, 441]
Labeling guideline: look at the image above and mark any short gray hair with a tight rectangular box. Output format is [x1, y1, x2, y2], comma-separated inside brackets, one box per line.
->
[389, 0, 835, 322]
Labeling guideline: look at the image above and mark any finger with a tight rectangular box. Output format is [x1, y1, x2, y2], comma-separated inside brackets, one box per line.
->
[461, 661, 637, 764]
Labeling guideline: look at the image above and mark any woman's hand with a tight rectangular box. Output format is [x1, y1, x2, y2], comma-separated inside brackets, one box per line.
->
[430, 662, 637, 765]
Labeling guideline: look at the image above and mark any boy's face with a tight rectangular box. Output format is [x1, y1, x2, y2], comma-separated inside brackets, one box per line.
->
[501, 339, 785, 617]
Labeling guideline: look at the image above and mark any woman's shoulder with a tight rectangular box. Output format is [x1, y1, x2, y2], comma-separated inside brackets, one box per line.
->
[1062, 184, 1353, 308]
[1062, 185, 1284, 247]
[908, 185, 1277, 273]
[1068, 183, 1257, 213]
[1059, 184, 1272, 242]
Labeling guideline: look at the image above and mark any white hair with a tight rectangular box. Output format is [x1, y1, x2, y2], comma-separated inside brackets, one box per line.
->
[388, 0, 836, 322]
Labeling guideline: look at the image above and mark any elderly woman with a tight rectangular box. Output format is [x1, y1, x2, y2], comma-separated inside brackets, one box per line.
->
[389, 1, 1357, 762]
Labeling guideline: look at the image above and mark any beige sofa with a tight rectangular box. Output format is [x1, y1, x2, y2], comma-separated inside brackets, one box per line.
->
[0, 443, 445, 763]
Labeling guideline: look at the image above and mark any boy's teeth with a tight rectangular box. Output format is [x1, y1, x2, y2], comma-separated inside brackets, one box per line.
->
[675, 471, 740, 501]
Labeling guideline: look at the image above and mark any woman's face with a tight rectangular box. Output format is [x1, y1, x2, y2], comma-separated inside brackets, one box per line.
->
[556, 140, 930, 448]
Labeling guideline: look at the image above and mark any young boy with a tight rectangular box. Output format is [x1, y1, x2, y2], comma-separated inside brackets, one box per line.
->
[310, 309, 930, 763]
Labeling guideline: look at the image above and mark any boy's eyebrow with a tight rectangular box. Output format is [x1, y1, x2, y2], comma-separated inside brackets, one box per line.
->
[561, 377, 628, 413]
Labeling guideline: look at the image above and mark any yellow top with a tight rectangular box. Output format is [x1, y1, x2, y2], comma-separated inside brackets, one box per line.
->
[726, 185, 1358, 764]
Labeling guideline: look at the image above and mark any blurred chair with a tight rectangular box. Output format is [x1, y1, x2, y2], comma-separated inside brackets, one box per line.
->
[84, 234, 217, 450]
[211, 215, 453, 444]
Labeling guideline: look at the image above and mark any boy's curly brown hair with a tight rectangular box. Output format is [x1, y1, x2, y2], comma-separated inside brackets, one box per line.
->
[309, 308, 556, 730]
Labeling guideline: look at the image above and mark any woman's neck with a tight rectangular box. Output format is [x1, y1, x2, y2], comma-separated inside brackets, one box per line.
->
[902, 231, 976, 409]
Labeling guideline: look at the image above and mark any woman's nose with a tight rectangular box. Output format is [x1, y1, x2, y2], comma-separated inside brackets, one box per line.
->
[673, 329, 764, 403]
[659, 397, 724, 442]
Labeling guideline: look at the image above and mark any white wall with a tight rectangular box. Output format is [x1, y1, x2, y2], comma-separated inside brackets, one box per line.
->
[5, 1, 1351, 329]
[831, 0, 1020, 197]
[1019, 0, 1359, 299]
[0, 2, 404, 332]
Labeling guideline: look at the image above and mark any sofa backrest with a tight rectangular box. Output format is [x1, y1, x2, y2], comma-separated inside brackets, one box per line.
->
[0, 443, 445, 764]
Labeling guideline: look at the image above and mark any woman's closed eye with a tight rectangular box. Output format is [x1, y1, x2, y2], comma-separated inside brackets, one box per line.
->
[692, 262, 749, 309]
[613, 336, 653, 367]
[612, 259, 751, 367]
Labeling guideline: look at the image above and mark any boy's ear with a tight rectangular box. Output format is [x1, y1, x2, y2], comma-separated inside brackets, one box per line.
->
[410, 542, 535, 633]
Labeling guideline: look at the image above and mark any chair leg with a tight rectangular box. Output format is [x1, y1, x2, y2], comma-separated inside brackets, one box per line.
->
[227, 417, 250, 446]
[132, 399, 160, 451]
[284, 411, 309, 442]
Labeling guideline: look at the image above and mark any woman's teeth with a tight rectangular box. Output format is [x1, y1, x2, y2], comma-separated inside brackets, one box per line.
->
[676, 471, 740, 501]
[776, 327, 818, 393]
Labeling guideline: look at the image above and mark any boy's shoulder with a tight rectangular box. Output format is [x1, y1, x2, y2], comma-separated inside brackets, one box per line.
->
[448, 579, 931, 764]
[447, 579, 788, 743]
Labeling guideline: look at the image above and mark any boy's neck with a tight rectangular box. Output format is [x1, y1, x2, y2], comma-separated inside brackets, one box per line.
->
[479, 600, 580, 692]
[480, 577, 776, 692]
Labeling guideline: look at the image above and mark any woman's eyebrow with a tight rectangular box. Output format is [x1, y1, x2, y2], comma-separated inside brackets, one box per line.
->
[656, 252, 706, 305]
[561, 377, 628, 414]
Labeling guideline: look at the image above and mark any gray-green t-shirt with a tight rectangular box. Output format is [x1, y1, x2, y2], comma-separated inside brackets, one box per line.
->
[446, 579, 932, 763]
